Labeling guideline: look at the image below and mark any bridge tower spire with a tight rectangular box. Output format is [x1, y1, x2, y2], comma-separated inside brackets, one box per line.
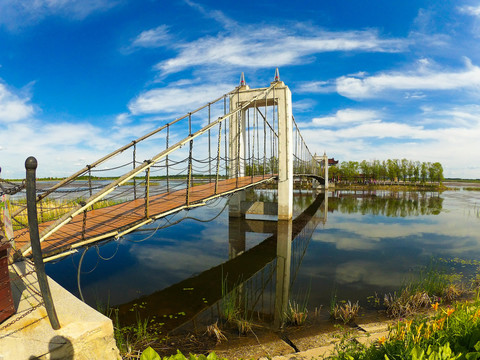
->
[274, 67, 280, 82]
[239, 72, 246, 87]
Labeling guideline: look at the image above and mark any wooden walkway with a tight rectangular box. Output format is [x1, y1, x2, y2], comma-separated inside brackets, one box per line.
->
[13, 175, 275, 260]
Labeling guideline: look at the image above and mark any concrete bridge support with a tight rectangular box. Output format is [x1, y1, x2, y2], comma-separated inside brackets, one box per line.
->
[323, 152, 329, 190]
[229, 79, 293, 220]
[274, 220, 292, 327]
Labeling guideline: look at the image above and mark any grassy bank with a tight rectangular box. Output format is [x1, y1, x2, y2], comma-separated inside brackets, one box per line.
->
[109, 257, 480, 359]
[330, 300, 480, 360]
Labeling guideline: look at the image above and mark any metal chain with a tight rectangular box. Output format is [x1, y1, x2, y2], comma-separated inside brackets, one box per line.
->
[0, 302, 43, 333]
[0, 180, 26, 196]
[13, 269, 36, 280]
[9, 228, 28, 242]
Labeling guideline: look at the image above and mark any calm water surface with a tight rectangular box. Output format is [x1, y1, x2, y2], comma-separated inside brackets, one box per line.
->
[45, 186, 480, 330]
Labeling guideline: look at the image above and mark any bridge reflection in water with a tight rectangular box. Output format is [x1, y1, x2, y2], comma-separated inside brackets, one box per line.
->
[116, 190, 327, 332]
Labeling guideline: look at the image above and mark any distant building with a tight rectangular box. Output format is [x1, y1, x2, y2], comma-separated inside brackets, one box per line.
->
[314, 154, 339, 166]
[328, 158, 339, 166]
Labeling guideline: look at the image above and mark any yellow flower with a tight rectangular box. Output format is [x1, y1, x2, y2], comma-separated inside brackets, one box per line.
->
[378, 336, 387, 345]
[405, 319, 413, 331]
[432, 302, 439, 311]
[446, 308, 455, 317]
[436, 317, 446, 330]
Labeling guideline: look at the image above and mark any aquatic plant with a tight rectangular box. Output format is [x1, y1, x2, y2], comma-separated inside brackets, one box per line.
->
[383, 261, 466, 318]
[205, 321, 227, 343]
[100, 302, 165, 358]
[220, 273, 253, 335]
[331, 300, 360, 324]
[284, 300, 308, 326]
[383, 290, 431, 318]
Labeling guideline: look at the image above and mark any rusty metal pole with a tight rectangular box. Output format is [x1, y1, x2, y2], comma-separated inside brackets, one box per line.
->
[25, 156, 60, 330]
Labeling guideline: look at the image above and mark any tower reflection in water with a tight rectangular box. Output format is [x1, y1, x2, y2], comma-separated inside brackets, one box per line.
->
[116, 189, 326, 333]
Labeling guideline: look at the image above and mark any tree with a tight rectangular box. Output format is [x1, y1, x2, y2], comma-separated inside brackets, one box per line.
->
[339, 161, 359, 183]
[359, 160, 371, 183]
[407, 160, 415, 183]
[387, 159, 400, 183]
[329, 164, 340, 182]
[381, 160, 388, 183]
[372, 160, 381, 182]
[429, 162, 444, 184]
[413, 161, 420, 183]
[420, 162, 428, 184]
[400, 158, 409, 183]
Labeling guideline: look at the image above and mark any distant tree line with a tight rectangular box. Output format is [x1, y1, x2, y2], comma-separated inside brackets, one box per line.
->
[329, 159, 444, 185]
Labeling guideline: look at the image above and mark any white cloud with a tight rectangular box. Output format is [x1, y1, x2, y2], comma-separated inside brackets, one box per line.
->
[335, 121, 426, 139]
[155, 28, 406, 76]
[131, 25, 170, 48]
[128, 83, 232, 115]
[458, 5, 480, 17]
[334, 261, 405, 287]
[0, 83, 34, 122]
[0, 0, 117, 29]
[184, 0, 237, 30]
[336, 59, 480, 99]
[312, 109, 380, 127]
[296, 81, 334, 94]
[293, 99, 317, 113]
[115, 112, 131, 126]
[298, 103, 480, 179]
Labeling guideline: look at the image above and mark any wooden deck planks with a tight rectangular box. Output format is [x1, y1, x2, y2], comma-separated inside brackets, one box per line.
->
[13, 175, 274, 259]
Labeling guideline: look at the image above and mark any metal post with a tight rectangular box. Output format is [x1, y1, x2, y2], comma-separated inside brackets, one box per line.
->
[186, 114, 193, 205]
[133, 141, 137, 200]
[224, 96, 228, 178]
[186, 141, 193, 205]
[215, 122, 222, 195]
[80, 201, 87, 241]
[25, 156, 60, 330]
[144, 166, 150, 218]
[166, 127, 169, 193]
[87, 165, 92, 197]
[208, 103, 212, 183]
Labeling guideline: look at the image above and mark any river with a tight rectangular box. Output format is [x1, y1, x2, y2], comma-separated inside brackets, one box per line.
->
[45, 184, 480, 333]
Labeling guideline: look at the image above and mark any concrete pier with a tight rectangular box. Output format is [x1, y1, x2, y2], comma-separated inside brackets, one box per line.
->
[0, 260, 120, 360]
[229, 80, 294, 220]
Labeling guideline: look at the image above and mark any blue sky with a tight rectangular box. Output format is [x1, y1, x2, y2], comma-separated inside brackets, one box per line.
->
[1, 0, 479, 179]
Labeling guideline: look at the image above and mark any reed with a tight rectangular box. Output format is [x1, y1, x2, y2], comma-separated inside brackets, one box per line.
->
[10, 198, 120, 230]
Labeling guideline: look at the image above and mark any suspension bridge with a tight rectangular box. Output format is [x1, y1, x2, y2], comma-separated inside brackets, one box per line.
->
[8, 70, 328, 262]
[0, 70, 330, 358]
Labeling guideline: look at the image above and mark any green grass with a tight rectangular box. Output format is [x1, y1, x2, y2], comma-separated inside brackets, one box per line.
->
[329, 301, 480, 360]
[382, 261, 466, 319]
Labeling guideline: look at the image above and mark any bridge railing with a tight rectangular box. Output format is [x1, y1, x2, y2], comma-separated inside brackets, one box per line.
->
[293, 117, 321, 177]
[14, 82, 284, 258]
